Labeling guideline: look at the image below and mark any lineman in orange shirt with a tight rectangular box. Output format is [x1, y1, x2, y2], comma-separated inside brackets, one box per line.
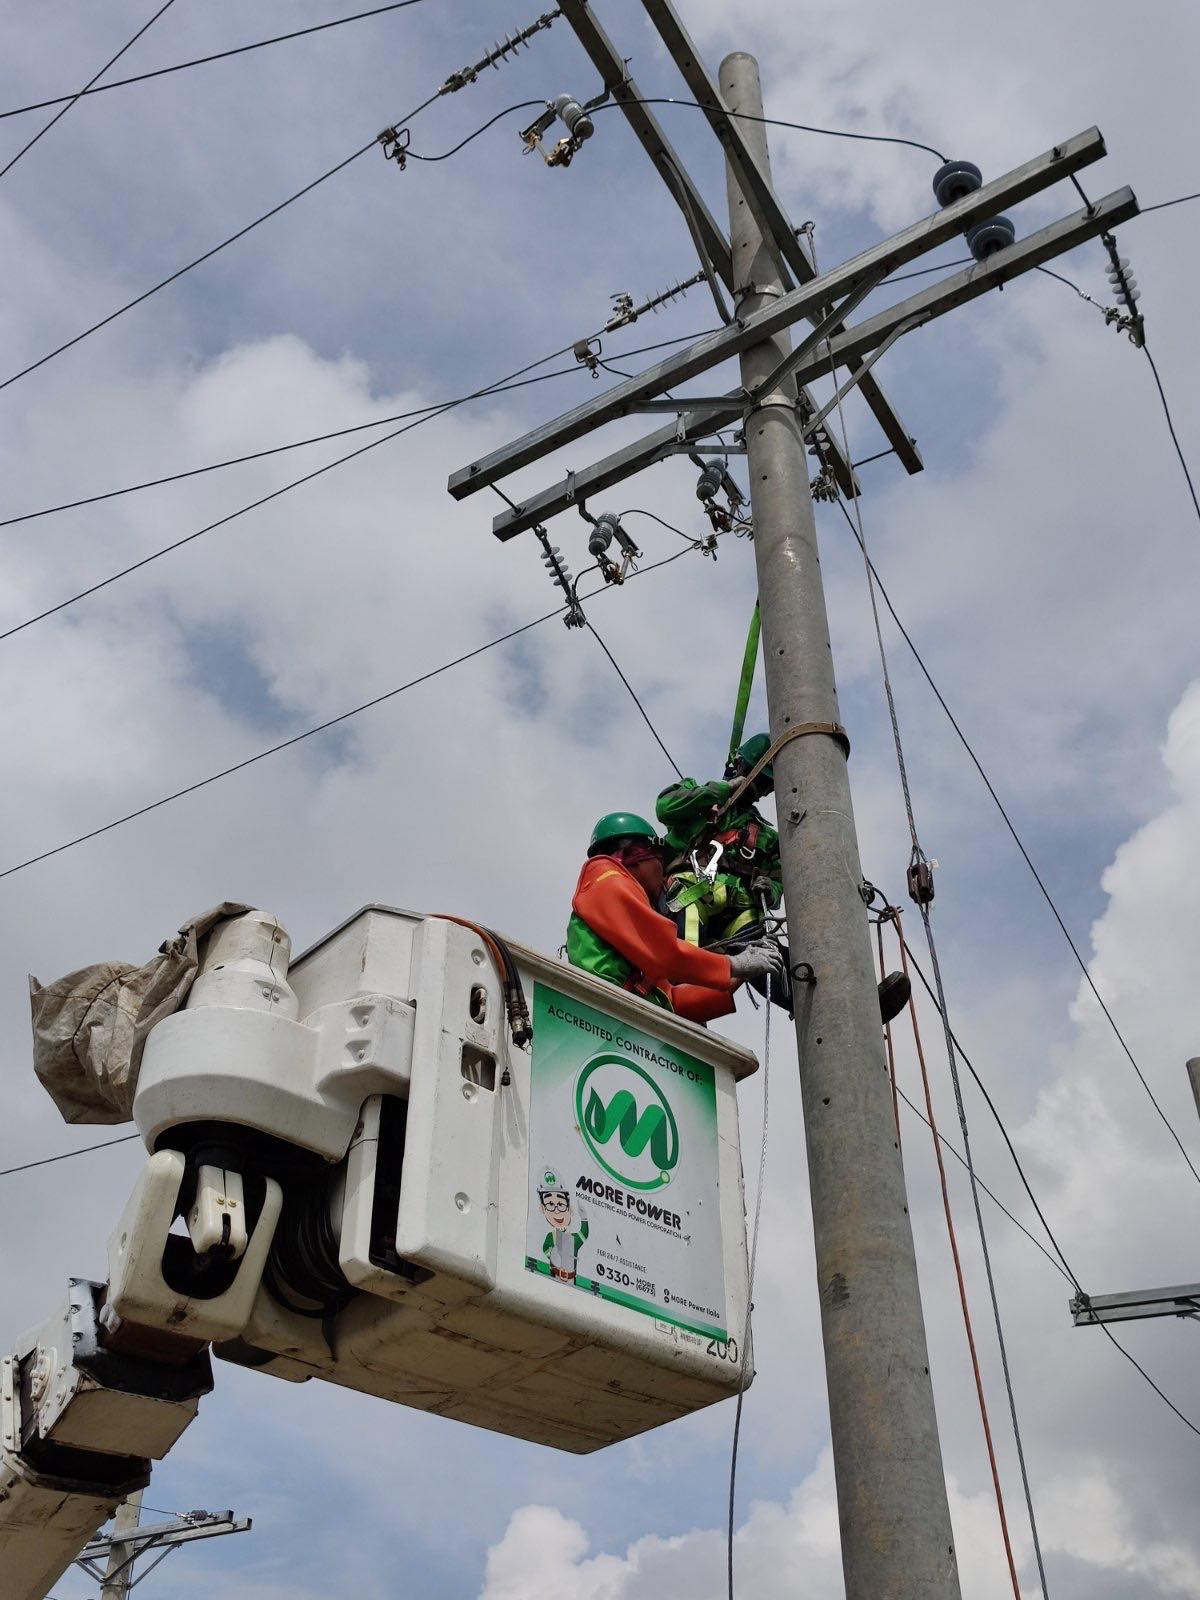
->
[566, 812, 784, 1023]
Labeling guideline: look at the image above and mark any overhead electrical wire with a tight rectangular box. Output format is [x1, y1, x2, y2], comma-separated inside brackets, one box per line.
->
[0, 541, 703, 884]
[901, 935, 1200, 1445]
[591, 97, 947, 163]
[0, 2, 430, 122]
[0, 321, 721, 643]
[830, 495, 1200, 1188]
[0, 82, 454, 395]
[0, 328, 717, 531]
[0, 1132, 140, 1178]
[0, 0, 179, 182]
[583, 620, 684, 779]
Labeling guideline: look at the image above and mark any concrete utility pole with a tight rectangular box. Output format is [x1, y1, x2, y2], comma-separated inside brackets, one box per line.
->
[718, 52, 961, 1599]
[99, 1492, 143, 1600]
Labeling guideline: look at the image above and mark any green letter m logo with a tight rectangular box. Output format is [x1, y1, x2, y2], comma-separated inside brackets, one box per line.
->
[575, 1058, 679, 1190]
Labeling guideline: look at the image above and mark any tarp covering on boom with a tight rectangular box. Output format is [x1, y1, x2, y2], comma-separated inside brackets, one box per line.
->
[29, 901, 251, 1124]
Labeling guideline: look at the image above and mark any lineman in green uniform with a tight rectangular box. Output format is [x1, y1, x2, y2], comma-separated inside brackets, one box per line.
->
[657, 734, 910, 1022]
[657, 732, 781, 948]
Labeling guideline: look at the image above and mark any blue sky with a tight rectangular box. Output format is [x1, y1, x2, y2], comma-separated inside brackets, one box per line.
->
[2, 2, 1199, 1597]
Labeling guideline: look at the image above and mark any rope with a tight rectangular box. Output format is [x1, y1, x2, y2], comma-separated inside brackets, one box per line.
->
[814, 230, 1051, 1595]
[886, 909, 1023, 1597]
[728, 973, 770, 1600]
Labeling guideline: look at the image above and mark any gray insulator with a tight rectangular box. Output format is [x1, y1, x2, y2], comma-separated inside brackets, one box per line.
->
[695, 462, 723, 502]
[932, 159, 982, 209]
[554, 94, 593, 142]
[588, 512, 618, 556]
[966, 215, 1015, 261]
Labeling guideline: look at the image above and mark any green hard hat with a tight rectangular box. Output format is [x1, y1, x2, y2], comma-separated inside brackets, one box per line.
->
[588, 811, 661, 856]
[732, 732, 774, 786]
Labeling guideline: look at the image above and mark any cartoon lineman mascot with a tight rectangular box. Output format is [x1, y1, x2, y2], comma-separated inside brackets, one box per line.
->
[538, 1169, 589, 1283]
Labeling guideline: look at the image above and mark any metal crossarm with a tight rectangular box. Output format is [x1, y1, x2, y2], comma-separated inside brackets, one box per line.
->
[485, 184, 1135, 539]
[1072, 1283, 1200, 1326]
[556, 0, 859, 495]
[448, 126, 1108, 502]
[635, 0, 922, 476]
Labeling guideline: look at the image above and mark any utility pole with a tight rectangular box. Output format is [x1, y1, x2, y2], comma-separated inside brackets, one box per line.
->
[449, 7, 1136, 1590]
[717, 53, 960, 1599]
[99, 1492, 142, 1600]
[78, 1498, 251, 1596]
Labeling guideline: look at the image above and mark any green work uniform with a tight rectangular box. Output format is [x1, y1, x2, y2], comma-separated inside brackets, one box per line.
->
[656, 777, 782, 946]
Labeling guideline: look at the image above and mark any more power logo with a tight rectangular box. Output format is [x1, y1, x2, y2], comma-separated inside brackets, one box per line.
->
[575, 1054, 679, 1191]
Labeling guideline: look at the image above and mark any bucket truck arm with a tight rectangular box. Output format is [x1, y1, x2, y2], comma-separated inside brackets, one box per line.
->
[0, 1279, 212, 1600]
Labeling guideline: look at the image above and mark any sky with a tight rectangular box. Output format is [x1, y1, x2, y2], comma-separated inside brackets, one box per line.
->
[1, 1, 1198, 1597]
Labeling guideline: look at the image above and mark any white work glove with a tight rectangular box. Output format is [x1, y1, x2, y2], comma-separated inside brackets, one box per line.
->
[728, 941, 785, 984]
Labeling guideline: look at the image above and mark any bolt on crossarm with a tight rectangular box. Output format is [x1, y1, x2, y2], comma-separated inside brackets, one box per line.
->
[719, 51, 961, 1599]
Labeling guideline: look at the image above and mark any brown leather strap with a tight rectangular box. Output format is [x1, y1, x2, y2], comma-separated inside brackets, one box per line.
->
[720, 721, 851, 818]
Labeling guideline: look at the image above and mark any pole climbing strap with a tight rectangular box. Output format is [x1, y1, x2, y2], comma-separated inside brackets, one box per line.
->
[718, 720, 851, 819]
[728, 602, 761, 761]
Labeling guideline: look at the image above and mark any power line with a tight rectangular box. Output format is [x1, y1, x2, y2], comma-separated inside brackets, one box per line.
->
[1141, 191, 1200, 215]
[0, 328, 717, 531]
[592, 97, 946, 162]
[583, 619, 684, 778]
[0, 541, 702, 884]
[1142, 344, 1200, 529]
[0, 1132, 139, 1178]
[830, 496, 1200, 1189]
[901, 935, 1200, 1445]
[0, 2, 430, 122]
[0, 0, 179, 181]
[0, 327, 720, 639]
[0, 85, 444, 395]
[404, 100, 546, 162]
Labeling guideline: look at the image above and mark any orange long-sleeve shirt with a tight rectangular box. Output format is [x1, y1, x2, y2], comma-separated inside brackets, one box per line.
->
[571, 856, 737, 1024]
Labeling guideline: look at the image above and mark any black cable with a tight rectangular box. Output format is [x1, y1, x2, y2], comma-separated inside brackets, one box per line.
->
[888, 256, 972, 284]
[0, 328, 718, 531]
[1142, 344, 1200, 529]
[0, 326, 723, 638]
[0, 0, 178, 181]
[0, 85, 444, 396]
[901, 934, 1200, 1443]
[0, 1132, 140, 1177]
[892, 1080, 1072, 1285]
[583, 619, 684, 779]
[0, 2, 430, 122]
[831, 496, 1200, 1189]
[1141, 191, 1200, 215]
[1034, 259, 1200, 535]
[404, 100, 545, 161]
[0, 541, 703, 883]
[620, 508, 701, 546]
[592, 97, 946, 162]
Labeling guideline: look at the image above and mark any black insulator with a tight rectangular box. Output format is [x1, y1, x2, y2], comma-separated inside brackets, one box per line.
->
[932, 159, 982, 209]
[966, 215, 1015, 261]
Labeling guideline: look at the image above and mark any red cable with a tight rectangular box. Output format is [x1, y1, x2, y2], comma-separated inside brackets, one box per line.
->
[888, 908, 1023, 1600]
